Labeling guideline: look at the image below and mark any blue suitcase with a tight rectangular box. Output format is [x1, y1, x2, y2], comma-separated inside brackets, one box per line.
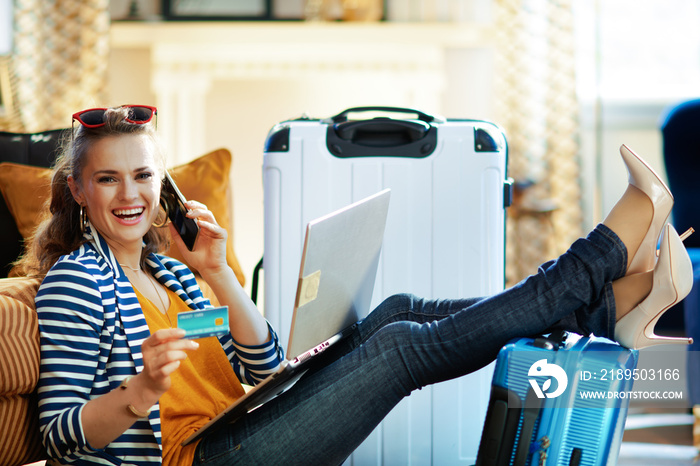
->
[476, 331, 638, 466]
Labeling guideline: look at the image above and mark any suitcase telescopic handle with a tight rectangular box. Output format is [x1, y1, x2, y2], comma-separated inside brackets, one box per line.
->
[328, 106, 438, 124]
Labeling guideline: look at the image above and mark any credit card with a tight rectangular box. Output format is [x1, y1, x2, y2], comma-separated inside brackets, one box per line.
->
[177, 306, 229, 340]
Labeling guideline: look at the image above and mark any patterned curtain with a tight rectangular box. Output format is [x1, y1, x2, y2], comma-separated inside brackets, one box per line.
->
[3, 0, 109, 133]
[495, 0, 583, 286]
[0, 56, 22, 132]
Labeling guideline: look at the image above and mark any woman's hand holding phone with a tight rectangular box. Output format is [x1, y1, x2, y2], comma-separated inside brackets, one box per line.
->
[168, 199, 229, 275]
[160, 172, 199, 251]
[160, 171, 228, 274]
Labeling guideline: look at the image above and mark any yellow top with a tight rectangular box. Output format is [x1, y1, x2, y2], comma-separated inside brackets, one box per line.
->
[136, 287, 245, 465]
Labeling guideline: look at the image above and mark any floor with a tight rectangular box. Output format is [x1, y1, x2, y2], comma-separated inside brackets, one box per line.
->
[617, 342, 698, 465]
[620, 410, 698, 465]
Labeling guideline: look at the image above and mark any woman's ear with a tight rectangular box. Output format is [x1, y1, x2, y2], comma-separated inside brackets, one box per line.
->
[67, 175, 84, 206]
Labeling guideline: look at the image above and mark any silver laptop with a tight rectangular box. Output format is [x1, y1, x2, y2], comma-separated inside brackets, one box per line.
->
[182, 189, 391, 446]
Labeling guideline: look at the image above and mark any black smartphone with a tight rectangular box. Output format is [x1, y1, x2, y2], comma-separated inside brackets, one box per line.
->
[160, 171, 199, 251]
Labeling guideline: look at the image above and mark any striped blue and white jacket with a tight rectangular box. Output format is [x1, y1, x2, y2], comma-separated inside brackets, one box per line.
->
[36, 225, 284, 465]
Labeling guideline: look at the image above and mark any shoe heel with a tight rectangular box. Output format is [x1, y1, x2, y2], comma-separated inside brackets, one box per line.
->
[680, 227, 695, 242]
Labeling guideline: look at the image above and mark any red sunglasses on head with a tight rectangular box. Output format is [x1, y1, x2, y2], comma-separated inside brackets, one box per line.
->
[72, 105, 157, 128]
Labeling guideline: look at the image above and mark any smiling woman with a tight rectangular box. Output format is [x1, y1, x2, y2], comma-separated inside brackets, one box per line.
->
[22, 105, 276, 464]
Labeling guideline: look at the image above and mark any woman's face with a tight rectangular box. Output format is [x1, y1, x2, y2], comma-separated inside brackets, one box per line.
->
[69, 134, 162, 253]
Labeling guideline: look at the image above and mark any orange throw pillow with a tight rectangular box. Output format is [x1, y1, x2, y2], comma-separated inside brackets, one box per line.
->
[0, 163, 52, 239]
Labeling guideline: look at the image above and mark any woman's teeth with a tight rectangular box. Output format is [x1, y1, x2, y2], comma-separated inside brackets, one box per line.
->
[113, 207, 144, 219]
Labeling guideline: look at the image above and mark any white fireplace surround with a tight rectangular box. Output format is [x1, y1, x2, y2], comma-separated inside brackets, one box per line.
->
[110, 21, 495, 164]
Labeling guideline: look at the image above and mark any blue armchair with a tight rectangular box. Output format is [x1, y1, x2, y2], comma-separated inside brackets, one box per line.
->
[659, 99, 700, 409]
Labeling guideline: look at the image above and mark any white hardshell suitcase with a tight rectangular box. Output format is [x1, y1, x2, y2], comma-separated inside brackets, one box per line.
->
[262, 107, 512, 465]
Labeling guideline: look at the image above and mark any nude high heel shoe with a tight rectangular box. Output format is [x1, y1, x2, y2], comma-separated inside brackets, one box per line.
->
[615, 224, 693, 350]
[620, 144, 674, 275]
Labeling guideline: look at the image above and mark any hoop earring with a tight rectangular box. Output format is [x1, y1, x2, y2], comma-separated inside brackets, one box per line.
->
[152, 201, 169, 228]
[79, 205, 89, 233]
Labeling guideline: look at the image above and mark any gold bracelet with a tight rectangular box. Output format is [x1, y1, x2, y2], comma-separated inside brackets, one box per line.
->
[119, 375, 152, 418]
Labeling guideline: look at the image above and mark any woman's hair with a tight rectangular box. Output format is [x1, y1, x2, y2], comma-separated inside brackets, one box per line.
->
[15, 106, 169, 277]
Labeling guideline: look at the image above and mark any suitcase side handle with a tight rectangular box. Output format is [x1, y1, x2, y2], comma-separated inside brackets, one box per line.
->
[327, 106, 439, 124]
[513, 388, 544, 466]
[251, 256, 264, 305]
[476, 385, 523, 466]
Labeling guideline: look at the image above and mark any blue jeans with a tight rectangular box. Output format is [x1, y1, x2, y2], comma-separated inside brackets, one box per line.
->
[193, 224, 627, 466]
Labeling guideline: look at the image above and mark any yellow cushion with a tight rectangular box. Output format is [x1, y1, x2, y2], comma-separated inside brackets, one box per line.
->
[0, 149, 245, 285]
[0, 394, 46, 466]
[0, 277, 45, 466]
[0, 277, 41, 396]
[0, 163, 52, 239]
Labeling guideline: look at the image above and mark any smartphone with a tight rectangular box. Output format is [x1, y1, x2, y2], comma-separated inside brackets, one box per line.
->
[160, 171, 199, 251]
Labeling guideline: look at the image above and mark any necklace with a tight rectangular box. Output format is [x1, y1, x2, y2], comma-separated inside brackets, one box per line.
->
[119, 262, 141, 272]
[120, 263, 171, 320]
